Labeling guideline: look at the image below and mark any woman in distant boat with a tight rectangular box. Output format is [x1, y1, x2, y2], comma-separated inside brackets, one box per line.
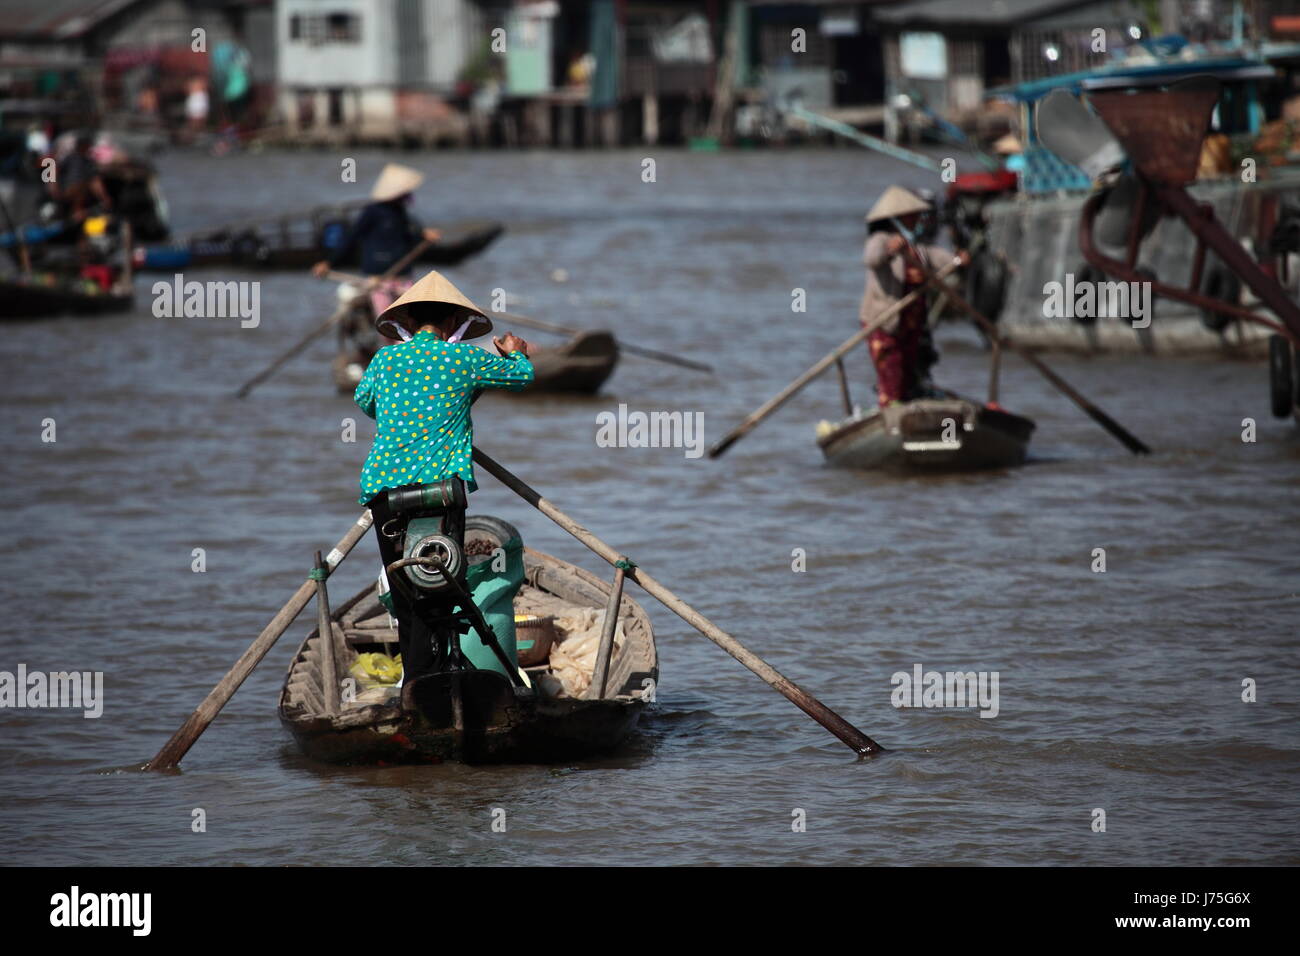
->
[355, 270, 533, 680]
[313, 162, 444, 370]
[860, 186, 968, 407]
[313, 162, 440, 284]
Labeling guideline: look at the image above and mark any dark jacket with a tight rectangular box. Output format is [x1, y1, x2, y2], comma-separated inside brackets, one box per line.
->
[328, 200, 422, 276]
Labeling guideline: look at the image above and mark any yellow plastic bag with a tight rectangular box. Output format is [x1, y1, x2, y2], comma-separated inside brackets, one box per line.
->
[349, 652, 402, 688]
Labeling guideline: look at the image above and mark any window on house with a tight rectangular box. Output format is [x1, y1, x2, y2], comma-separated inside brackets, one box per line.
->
[289, 12, 362, 45]
[327, 13, 360, 42]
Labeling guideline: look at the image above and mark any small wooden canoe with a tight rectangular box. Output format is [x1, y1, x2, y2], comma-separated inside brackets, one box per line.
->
[519, 330, 620, 394]
[0, 275, 134, 320]
[136, 215, 504, 271]
[278, 544, 658, 764]
[331, 329, 620, 395]
[816, 397, 1035, 472]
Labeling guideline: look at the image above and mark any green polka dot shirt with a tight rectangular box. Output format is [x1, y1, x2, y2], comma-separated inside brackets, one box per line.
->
[354, 330, 534, 503]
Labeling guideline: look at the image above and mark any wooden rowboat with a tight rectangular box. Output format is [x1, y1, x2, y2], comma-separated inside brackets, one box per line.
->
[136, 214, 504, 272]
[517, 329, 620, 394]
[278, 543, 658, 764]
[331, 329, 620, 395]
[0, 275, 134, 321]
[816, 397, 1035, 472]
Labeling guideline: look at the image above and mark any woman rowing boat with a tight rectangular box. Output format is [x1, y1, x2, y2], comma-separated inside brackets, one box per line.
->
[313, 163, 443, 365]
[860, 186, 968, 406]
[355, 270, 534, 685]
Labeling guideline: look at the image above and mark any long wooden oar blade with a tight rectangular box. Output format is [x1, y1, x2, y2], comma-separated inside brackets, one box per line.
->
[708, 257, 962, 457]
[617, 341, 714, 373]
[472, 448, 885, 757]
[497, 312, 713, 374]
[924, 272, 1151, 455]
[1018, 350, 1151, 454]
[144, 511, 374, 770]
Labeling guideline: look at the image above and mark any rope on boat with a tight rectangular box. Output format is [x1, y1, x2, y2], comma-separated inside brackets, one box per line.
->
[614, 558, 637, 571]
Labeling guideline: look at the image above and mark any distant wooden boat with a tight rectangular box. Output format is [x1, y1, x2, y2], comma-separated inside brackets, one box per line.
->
[523, 330, 620, 394]
[331, 329, 620, 395]
[0, 274, 133, 320]
[135, 209, 504, 272]
[816, 397, 1035, 472]
[278, 544, 658, 764]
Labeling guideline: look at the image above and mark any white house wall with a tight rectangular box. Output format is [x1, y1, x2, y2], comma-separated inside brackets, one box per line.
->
[276, 0, 480, 89]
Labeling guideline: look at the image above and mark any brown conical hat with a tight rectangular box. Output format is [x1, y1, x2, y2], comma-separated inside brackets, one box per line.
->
[374, 270, 494, 341]
[371, 162, 424, 202]
[865, 185, 932, 223]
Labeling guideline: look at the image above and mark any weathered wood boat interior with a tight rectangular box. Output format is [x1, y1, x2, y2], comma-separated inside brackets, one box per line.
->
[279, 545, 657, 760]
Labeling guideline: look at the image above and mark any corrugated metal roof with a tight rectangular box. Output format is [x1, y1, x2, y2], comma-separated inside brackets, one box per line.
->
[991, 55, 1277, 101]
[0, 0, 141, 39]
[872, 0, 1102, 27]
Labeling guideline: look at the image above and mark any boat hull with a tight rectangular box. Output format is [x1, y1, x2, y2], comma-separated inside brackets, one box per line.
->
[983, 171, 1300, 357]
[332, 329, 620, 396]
[278, 546, 657, 765]
[0, 280, 134, 321]
[817, 398, 1034, 472]
[139, 221, 504, 272]
[523, 330, 619, 394]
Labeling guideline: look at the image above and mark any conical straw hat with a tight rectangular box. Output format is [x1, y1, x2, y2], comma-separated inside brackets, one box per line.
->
[374, 270, 494, 341]
[993, 133, 1023, 155]
[865, 185, 932, 223]
[371, 162, 424, 202]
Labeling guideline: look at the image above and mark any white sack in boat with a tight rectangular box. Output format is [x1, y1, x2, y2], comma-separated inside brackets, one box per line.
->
[542, 608, 624, 699]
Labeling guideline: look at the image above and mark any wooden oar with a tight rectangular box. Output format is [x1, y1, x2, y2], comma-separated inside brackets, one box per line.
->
[144, 511, 374, 771]
[928, 272, 1150, 453]
[708, 257, 962, 457]
[315, 278, 714, 374]
[234, 299, 355, 398]
[893, 222, 1150, 455]
[235, 239, 435, 398]
[472, 448, 885, 757]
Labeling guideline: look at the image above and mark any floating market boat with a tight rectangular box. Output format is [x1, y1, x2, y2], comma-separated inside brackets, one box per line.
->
[331, 329, 620, 395]
[135, 204, 504, 271]
[0, 272, 134, 320]
[279, 538, 658, 764]
[516, 330, 620, 394]
[978, 53, 1300, 358]
[816, 397, 1035, 472]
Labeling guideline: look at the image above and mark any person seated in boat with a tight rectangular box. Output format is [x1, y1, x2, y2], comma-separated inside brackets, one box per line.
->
[355, 270, 534, 682]
[861, 186, 968, 407]
[50, 132, 112, 221]
[312, 163, 445, 362]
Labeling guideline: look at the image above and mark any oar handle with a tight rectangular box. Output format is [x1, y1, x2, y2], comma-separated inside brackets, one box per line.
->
[317, 236, 434, 288]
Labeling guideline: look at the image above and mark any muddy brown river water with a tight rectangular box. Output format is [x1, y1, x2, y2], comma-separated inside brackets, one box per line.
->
[1, 148, 1297, 865]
